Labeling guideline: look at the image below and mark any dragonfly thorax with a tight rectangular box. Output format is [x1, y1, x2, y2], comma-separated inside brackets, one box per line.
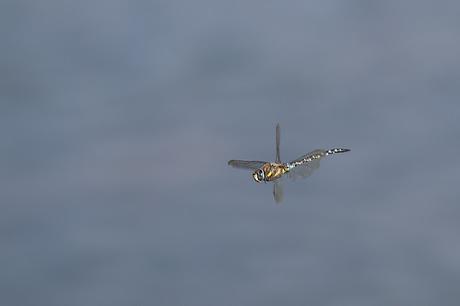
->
[252, 163, 288, 183]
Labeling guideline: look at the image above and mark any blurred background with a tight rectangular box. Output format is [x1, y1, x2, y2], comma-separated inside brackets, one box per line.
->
[1, 1, 460, 305]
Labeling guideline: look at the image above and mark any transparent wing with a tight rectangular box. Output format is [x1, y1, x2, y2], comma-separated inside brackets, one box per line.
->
[289, 149, 326, 164]
[287, 149, 326, 180]
[275, 123, 281, 163]
[228, 160, 267, 171]
[288, 159, 321, 179]
[273, 179, 284, 203]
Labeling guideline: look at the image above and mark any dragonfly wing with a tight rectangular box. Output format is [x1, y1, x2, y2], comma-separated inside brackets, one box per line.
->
[287, 149, 325, 179]
[275, 123, 281, 163]
[289, 149, 326, 164]
[228, 160, 267, 171]
[273, 179, 284, 203]
[288, 159, 320, 179]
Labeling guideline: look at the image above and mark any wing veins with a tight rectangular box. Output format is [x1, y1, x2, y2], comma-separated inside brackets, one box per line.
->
[227, 160, 267, 171]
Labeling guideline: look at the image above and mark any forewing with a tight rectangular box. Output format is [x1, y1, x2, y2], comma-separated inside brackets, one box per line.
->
[228, 160, 267, 171]
[275, 123, 281, 163]
[273, 179, 284, 203]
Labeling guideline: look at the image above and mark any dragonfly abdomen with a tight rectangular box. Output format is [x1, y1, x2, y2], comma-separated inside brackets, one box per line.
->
[325, 148, 350, 155]
[287, 149, 325, 169]
[287, 148, 350, 170]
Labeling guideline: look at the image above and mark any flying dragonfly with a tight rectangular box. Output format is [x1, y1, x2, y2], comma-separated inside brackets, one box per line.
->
[228, 124, 349, 203]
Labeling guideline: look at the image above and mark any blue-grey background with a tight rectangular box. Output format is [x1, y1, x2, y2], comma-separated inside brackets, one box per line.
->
[2, 1, 460, 305]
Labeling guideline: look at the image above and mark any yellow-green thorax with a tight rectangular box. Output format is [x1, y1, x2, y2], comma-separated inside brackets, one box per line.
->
[260, 162, 289, 182]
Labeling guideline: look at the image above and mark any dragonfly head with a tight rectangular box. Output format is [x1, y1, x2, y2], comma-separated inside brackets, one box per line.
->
[252, 168, 265, 183]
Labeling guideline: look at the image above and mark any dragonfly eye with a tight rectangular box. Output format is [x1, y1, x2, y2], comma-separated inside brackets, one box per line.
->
[252, 169, 264, 183]
[258, 169, 264, 178]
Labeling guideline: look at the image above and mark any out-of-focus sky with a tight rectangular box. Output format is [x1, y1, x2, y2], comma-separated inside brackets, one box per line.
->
[1, 1, 460, 305]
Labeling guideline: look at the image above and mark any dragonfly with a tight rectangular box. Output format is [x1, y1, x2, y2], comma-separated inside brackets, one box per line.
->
[228, 124, 349, 203]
